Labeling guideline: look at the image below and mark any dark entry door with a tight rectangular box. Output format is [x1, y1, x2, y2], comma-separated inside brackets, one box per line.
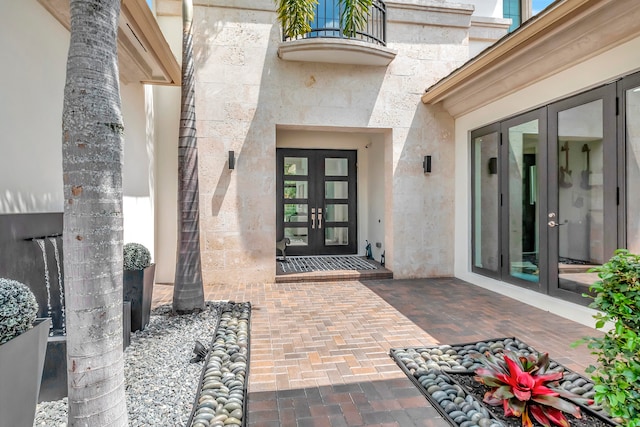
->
[277, 149, 357, 256]
[547, 84, 617, 302]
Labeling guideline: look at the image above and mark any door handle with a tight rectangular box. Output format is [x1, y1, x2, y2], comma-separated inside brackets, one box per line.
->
[548, 220, 567, 228]
[317, 208, 323, 229]
[311, 208, 316, 229]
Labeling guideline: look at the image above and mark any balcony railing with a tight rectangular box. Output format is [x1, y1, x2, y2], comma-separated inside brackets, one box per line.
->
[283, 0, 387, 46]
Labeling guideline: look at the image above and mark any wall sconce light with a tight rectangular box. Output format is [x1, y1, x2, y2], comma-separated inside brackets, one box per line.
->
[228, 150, 235, 170]
[488, 157, 497, 174]
[423, 155, 432, 174]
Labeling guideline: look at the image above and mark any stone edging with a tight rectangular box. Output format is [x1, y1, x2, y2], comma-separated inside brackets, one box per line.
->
[188, 302, 251, 427]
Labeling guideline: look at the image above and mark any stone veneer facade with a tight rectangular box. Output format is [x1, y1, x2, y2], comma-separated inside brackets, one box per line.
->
[158, 0, 508, 285]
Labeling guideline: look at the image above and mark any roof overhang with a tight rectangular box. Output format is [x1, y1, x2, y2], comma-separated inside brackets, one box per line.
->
[38, 0, 181, 86]
[421, 0, 640, 118]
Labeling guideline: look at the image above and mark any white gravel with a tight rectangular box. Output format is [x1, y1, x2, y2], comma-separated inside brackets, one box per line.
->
[33, 302, 221, 427]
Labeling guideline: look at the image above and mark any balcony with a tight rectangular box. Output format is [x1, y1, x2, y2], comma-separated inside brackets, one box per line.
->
[277, 0, 396, 66]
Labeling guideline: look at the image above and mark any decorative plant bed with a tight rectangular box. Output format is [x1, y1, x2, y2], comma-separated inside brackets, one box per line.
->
[188, 301, 251, 427]
[390, 338, 617, 427]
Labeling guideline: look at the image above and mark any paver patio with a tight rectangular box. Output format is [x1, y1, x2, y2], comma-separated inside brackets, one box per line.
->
[152, 278, 600, 427]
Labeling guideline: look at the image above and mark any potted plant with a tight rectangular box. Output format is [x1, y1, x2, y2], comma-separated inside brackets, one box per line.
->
[0, 278, 50, 427]
[123, 243, 155, 332]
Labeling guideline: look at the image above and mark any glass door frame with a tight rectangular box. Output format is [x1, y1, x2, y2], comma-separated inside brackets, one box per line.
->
[500, 108, 548, 293]
[546, 83, 618, 304]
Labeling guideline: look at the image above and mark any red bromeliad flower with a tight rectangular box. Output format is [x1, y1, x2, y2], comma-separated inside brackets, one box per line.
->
[473, 351, 593, 427]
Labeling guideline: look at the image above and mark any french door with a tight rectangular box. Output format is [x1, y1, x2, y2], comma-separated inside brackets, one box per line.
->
[276, 149, 357, 256]
[547, 85, 617, 302]
[471, 82, 619, 304]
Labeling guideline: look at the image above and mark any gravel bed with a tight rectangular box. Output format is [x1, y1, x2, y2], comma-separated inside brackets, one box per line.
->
[34, 301, 222, 427]
[391, 337, 615, 427]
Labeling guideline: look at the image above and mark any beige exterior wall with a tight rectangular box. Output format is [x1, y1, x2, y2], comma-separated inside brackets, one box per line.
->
[0, 0, 160, 259]
[167, 0, 493, 285]
[0, 0, 68, 213]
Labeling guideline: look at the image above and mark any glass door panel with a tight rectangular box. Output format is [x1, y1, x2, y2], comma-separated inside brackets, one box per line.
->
[506, 119, 540, 285]
[325, 227, 349, 246]
[325, 204, 348, 221]
[471, 127, 500, 276]
[548, 85, 616, 302]
[556, 100, 604, 293]
[283, 157, 311, 248]
[325, 158, 348, 176]
[626, 84, 640, 253]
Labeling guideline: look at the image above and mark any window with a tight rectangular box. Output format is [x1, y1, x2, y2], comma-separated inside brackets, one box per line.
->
[503, 0, 521, 32]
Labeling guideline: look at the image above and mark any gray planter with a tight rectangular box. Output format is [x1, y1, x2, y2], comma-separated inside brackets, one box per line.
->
[0, 318, 50, 427]
[123, 264, 155, 332]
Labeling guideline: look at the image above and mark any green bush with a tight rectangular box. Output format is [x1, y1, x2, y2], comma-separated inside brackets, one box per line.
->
[584, 249, 640, 426]
[123, 243, 151, 271]
[0, 278, 39, 345]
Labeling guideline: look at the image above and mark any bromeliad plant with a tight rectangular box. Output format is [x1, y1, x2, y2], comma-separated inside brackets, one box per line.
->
[474, 351, 591, 427]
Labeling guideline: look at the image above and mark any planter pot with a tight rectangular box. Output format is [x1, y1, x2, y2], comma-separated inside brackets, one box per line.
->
[123, 263, 155, 332]
[0, 318, 50, 427]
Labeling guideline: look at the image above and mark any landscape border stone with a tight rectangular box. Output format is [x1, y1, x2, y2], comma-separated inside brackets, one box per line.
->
[188, 301, 251, 427]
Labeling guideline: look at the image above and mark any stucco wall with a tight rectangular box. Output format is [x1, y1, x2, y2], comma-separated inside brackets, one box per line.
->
[180, 1, 471, 284]
[0, 0, 68, 213]
[0, 0, 158, 259]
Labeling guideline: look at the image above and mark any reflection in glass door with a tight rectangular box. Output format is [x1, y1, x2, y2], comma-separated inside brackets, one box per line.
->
[548, 87, 616, 300]
[625, 80, 640, 253]
[277, 149, 357, 256]
[504, 115, 542, 288]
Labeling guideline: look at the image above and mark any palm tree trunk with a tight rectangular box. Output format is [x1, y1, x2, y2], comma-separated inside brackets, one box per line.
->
[173, 0, 205, 314]
[62, 0, 128, 425]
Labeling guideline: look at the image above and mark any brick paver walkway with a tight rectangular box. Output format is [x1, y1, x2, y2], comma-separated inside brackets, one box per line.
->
[152, 278, 600, 426]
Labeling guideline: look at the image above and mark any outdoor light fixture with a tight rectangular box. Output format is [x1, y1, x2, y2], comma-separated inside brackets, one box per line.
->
[488, 157, 498, 174]
[229, 150, 235, 170]
[423, 155, 432, 174]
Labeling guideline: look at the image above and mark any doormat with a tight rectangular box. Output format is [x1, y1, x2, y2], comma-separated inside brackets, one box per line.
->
[278, 256, 378, 273]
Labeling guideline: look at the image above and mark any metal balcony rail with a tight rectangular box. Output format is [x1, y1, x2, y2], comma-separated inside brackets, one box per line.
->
[283, 0, 386, 46]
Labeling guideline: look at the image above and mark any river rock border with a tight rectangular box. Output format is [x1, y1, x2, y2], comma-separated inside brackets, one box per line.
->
[390, 337, 615, 427]
[188, 302, 251, 427]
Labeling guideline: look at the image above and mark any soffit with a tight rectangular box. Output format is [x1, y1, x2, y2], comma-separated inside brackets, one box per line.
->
[421, 0, 640, 118]
[38, 0, 180, 86]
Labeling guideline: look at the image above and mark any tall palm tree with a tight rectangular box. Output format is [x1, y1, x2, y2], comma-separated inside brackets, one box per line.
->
[62, 0, 128, 425]
[173, 0, 205, 314]
[276, 0, 373, 39]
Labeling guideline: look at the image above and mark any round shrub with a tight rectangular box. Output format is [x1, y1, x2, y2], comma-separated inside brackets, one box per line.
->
[0, 278, 38, 345]
[123, 243, 152, 271]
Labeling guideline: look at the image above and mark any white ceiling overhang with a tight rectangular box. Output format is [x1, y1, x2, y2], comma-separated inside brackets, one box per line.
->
[421, 0, 640, 118]
[39, 0, 181, 86]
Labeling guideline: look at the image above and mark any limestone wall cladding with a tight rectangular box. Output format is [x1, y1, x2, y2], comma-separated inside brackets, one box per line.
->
[191, 1, 468, 284]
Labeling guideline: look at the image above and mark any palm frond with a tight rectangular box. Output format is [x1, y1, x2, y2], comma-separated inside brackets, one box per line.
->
[339, 0, 373, 37]
[276, 0, 318, 38]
